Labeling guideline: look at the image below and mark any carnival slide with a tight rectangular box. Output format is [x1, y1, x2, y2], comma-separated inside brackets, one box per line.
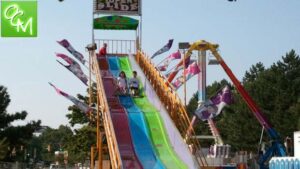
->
[97, 54, 193, 169]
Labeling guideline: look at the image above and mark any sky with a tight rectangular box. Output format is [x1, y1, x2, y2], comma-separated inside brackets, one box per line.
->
[0, 0, 300, 128]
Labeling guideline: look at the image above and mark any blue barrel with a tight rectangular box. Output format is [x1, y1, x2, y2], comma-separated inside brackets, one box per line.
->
[274, 159, 279, 169]
[269, 160, 275, 169]
[295, 159, 300, 169]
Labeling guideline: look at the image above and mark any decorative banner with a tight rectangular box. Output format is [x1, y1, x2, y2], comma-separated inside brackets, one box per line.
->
[184, 61, 201, 79]
[151, 39, 174, 59]
[157, 65, 168, 71]
[94, 15, 139, 30]
[57, 39, 86, 65]
[94, 0, 141, 16]
[157, 50, 181, 72]
[56, 53, 81, 69]
[194, 85, 233, 121]
[49, 83, 92, 114]
[172, 61, 200, 89]
[57, 61, 88, 86]
[165, 57, 194, 79]
[168, 50, 181, 60]
[172, 75, 184, 89]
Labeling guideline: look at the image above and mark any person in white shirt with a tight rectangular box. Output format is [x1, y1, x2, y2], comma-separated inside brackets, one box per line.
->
[117, 71, 128, 94]
[129, 71, 139, 96]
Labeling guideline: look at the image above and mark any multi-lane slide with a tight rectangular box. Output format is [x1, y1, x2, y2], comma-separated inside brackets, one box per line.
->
[98, 55, 196, 169]
[98, 56, 142, 169]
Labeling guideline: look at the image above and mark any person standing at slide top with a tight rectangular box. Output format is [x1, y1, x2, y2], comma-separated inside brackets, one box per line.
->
[98, 43, 107, 57]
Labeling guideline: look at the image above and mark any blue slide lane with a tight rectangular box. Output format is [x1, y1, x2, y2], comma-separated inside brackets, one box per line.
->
[119, 96, 165, 169]
[107, 57, 120, 77]
[107, 56, 165, 169]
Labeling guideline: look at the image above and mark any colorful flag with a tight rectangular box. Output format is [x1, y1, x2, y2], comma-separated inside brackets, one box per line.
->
[171, 56, 192, 73]
[168, 50, 181, 60]
[171, 61, 200, 89]
[151, 39, 173, 59]
[194, 85, 233, 121]
[56, 59, 88, 86]
[49, 83, 92, 113]
[157, 50, 181, 72]
[172, 75, 184, 89]
[157, 65, 168, 71]
[184, 61, 200, 79]
[57, 39, 86, 65]
[56, 53, 80, 69]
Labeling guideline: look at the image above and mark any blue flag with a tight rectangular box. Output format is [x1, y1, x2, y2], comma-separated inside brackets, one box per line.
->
[151, 39, 173, 59]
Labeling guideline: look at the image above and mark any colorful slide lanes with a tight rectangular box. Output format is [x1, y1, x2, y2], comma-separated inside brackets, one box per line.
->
[110, 56, 188, 169]
[98, 56, 143, 169]
[97, 54, 189, 168]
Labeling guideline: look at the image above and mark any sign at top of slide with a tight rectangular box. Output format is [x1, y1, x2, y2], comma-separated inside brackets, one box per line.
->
[94, 0, 141, 16]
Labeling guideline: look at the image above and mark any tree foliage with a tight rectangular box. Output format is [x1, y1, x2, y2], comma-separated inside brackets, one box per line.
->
[0, 85, 41, 161]
[186, 50, 300, 151]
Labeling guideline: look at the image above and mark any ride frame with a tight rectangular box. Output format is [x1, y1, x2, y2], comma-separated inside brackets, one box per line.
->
[166, 40, 286, 169]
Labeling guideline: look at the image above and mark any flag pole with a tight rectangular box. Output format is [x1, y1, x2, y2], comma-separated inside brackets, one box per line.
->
[183, 49, 187, 106]
[89, 50, 93, 120]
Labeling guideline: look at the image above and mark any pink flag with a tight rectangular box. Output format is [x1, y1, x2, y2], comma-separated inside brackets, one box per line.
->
[165, 57, 194, 78]
[49, 83, 92, 114]
[172, 61, 200, 90]
[184, 61, 200, 79]
[157, 65, 168, 71]
[56, 53, 80, 69]
[172, 75, 184, 89]
[58, 61, 88, 86]
[168, 50, 181, 60]
[57, 39, 86, 65]
[157, 50, 181, 72]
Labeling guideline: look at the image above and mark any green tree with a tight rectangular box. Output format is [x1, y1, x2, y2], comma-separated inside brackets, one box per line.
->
[65, 126, 96, 164]
[0, 138, 8, 160]
[39, 125, 73, 163]
[0, 85, 41, 161]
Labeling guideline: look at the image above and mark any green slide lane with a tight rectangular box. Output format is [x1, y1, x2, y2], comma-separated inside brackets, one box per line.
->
[119, 57, 133, 77]
[133, 98, 187, 169]
[118, 57, 188, 169]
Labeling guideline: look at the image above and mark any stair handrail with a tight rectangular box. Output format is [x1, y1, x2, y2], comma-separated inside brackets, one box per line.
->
[92, 52, 123, 169]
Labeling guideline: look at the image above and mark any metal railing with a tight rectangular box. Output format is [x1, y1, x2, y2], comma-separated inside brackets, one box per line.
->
[95, 39, 137, 55]
[135, 51, 208, 167]
[92, 51, 122, 169]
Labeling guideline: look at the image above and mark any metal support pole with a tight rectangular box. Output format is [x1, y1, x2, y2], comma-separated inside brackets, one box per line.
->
[198, 50, 206, 103]
[89, 51, 93, 120]
[96, 90, 100, 149]
[91, 146, 94, 169]
[139, 15, 143, 50]
[98, 132, 103, 169]
[186, 50, 206, 137]
[183, 49, 187, 106]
